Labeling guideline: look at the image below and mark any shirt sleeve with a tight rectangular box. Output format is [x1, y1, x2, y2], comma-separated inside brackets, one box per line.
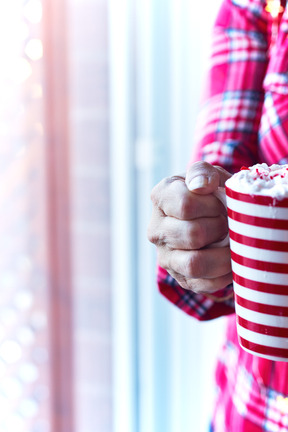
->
[192, 0, 271, 170]
[158, 0, 272, 321]
[259, 5, 288, 165]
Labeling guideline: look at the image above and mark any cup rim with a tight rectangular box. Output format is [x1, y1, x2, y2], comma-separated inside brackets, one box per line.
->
[225, 184, 288, 207]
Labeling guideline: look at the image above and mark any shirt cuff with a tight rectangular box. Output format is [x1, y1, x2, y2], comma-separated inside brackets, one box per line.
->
[203, 283, 234, 303]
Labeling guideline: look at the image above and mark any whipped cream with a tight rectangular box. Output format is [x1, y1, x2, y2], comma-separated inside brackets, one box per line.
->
[225, 163, 288, 200]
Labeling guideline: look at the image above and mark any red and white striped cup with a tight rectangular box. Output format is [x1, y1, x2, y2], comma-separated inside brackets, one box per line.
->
[225, 184, 288, 361]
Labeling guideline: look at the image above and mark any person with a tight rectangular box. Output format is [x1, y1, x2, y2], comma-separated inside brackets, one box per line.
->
[147, 0, 288, 430]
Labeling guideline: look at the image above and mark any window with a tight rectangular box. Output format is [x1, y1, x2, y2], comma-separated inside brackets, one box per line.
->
[0, 1, 224, 431]
[109, 1, 224, 432]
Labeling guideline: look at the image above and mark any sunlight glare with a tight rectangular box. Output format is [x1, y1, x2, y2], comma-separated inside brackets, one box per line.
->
[25, 38, 43, 61]
[23, 0, 43, 23]
[0, 5, 23, 58]
[31, 83, 43, 98]
[0, 340, 22, 364]
[10, 58, 33, 83]
[0, 5, 31, 90]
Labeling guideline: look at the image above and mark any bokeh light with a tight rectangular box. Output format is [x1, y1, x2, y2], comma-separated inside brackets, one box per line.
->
[23, 0, 43, 24]
[25, 39, 43, 61]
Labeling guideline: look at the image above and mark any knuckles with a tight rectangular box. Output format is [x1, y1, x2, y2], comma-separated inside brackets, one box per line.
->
[177, 194, 193, 220]
[157, 248, 170, 271]
[147, 226, 166, 247]
[147, 207, 167, 246]
[184, 251, 204, 279]
[150, 176, 173, 204]
[147, 226, 158, 245]
[150, 175, 189, 218]
[185, 220, 206, 250]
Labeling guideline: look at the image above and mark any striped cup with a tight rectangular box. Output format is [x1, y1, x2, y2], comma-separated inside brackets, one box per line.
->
[225, 184, 288, 361]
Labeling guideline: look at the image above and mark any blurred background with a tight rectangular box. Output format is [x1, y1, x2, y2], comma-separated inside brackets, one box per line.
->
[0, 0, 228, 431]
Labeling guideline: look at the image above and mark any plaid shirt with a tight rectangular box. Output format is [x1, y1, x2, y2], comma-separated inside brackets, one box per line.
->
[157, 0, 288, 430]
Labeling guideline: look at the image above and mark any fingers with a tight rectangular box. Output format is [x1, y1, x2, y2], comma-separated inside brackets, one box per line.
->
[168, 270, 233, 294]
[149, 212, 228, 250]
[187, 273, 233, 294]
[148, 163, 233, 297]
[151, 175, 225, 220]
[185, 161, 232, 194]
[158, 246, 231, 280]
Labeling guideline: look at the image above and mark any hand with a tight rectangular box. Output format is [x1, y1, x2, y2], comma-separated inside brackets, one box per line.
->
[147, 161, 233, 294]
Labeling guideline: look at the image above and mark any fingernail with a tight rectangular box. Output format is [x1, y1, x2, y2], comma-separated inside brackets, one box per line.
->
[187, 175, 209, 191]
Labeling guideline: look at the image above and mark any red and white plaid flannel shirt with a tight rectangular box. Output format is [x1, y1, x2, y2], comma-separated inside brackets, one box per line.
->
[158, 0, 288, 430]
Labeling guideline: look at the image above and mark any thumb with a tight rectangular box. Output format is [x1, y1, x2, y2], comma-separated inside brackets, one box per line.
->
[185, 161, 232, 194]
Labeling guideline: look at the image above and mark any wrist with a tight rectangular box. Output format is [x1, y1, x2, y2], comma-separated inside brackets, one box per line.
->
[203, 283, 234, 303]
